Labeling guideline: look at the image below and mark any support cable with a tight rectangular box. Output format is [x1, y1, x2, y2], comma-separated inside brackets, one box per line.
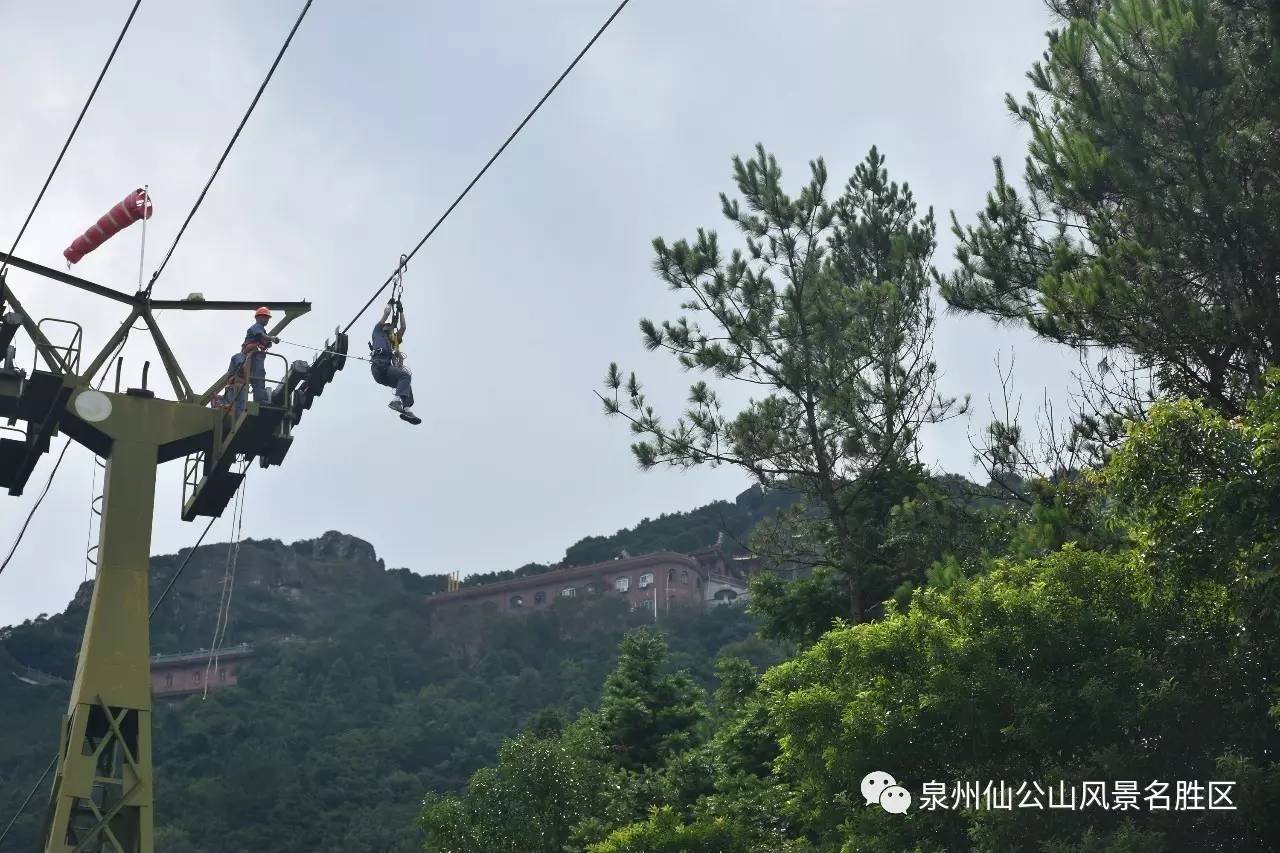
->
[0, 755, 55, 848]
[275, 337, 374, 363]
[0, 440, 73, 577]
[0, 0, 144, 290]
[340, 0, 632, 334]
[0, 328, 134, 579]
[144, 0, 314, 296]
[150, 515, 219, 616]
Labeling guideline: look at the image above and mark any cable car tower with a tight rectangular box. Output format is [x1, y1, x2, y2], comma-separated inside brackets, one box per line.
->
[0, 251, 346, 853]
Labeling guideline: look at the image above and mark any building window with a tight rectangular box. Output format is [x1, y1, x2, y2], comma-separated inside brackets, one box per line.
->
[193, 672, 202, 683]
[510, 595, 524, 609]
[561, 587, 577, 598]
[668, 569, 675, 583]
[585, 582, 597, 595]
[219, 668, 228, 681]
[681, 570, 689, 585]
[534, 591, 547, 605]
[639, 572, 654, 589]
[165, 674, 173, 687]
[615, 576, 630, 593]
[640, 598, 652, 609]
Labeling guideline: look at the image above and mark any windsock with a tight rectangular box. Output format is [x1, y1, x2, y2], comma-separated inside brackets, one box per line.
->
[63, 188, 152, 265]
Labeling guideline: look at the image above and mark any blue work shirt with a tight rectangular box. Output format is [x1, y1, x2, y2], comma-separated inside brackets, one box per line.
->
[371, 322, 394, 358]
[244, 321, 271, 347]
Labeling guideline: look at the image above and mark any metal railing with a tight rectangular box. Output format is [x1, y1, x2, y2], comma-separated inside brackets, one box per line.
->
[33, 317, 82, 375]
[216, 351, 292, 419]
[182, 450, 206, 510]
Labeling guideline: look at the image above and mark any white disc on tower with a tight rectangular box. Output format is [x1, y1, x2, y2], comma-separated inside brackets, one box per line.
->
[74, 389, 113, 423]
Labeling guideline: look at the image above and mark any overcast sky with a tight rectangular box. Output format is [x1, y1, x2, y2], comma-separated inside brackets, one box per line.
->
[0, 0, 1078, 627]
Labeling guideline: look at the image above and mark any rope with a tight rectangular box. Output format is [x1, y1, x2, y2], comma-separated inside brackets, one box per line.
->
[202, 467, 247, 698]
[275, 337, 374, 363]
[204, 493, 239, 686]
[145, 0, 314, 296]
[340, 0, 633, 334]
[0, 0, 143, 287]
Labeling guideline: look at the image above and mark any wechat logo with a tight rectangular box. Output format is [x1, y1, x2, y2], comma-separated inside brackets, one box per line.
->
[862, 770, 912, 814]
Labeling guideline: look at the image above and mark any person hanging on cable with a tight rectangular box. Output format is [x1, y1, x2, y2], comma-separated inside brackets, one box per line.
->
[370, 296, 420, 425]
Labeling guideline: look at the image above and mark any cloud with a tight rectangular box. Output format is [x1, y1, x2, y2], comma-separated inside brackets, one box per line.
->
[2, 0, 1075, 628]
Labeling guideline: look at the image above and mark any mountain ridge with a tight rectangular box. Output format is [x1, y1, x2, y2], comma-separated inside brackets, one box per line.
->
[0, 487, 790, 852]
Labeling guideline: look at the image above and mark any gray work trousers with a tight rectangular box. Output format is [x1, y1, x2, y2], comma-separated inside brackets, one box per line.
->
[371, 358, 413, 407]
[248, 352, 268, 402]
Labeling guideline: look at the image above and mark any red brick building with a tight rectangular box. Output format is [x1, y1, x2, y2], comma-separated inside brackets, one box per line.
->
[427, 551, 709, 627]
[150, 644, 254, 699]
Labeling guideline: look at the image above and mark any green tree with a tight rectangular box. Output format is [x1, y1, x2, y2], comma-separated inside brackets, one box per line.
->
[419, 724, 611, 853]
[603, 146, 964, 628]
[588, 807, 755, 853]
[943, 0, 1280, 417]
[762, 380, 1280, 850]
[599, 629, 706, 772]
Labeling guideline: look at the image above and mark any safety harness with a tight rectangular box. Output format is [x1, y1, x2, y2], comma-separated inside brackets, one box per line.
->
[370, 254, 408, 362]
[215, 320, 273, 411]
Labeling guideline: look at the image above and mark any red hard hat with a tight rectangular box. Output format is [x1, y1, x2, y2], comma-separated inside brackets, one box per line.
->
[255, 306, 272, 318]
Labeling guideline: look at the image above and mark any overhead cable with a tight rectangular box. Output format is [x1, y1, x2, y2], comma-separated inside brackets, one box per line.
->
[145, 0, 314, 295]
[341, 0, 633, 333]
[0, 0, 144, 292]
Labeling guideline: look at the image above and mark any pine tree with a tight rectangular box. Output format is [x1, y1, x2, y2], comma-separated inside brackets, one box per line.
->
[943, 0, 1280, 416]
[598, 630, 706, 772]
[602, 146, 964, 624]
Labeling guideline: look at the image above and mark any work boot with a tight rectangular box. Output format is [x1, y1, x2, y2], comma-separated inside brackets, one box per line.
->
[389, 400, 405, 413]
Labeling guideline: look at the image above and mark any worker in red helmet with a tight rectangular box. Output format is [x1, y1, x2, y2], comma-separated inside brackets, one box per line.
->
[229, 306, 279, 416]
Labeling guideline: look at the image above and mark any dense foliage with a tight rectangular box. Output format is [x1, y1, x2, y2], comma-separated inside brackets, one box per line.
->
[0, 533, 778, 852]
[943, 0, 1280, 420]
[419, 383, 1280, 852]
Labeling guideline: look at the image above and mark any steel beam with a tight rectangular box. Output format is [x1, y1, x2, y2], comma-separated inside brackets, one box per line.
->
[0, 252, 135, 305]
[40, 389, 222, 853]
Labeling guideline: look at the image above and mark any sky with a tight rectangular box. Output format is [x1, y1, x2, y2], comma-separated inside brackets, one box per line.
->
[0, 0, 1079, 627]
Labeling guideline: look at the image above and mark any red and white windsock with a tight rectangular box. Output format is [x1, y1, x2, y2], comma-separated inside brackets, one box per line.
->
[63, 188, 153, 265]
